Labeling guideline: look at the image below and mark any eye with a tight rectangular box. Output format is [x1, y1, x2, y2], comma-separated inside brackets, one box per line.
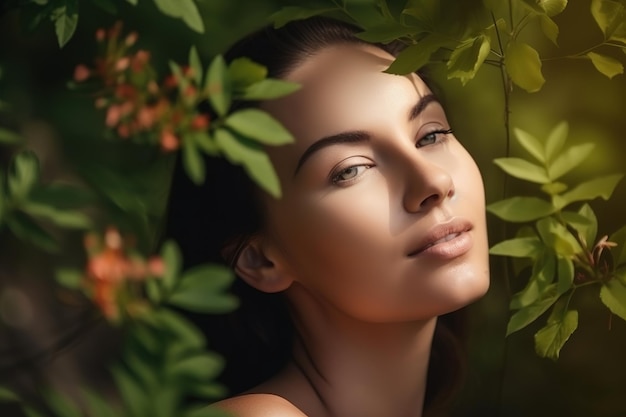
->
[416, 128, 454, 148]
[332, 164, 371, 184]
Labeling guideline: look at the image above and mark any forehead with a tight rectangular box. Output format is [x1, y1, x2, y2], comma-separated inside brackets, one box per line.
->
[261, 43, 432, 172]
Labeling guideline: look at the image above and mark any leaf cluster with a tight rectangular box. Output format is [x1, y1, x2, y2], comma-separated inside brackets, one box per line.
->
[12, 0, 205, 48]
[271, 0, 626, 92]
[488, 121, 626, 359]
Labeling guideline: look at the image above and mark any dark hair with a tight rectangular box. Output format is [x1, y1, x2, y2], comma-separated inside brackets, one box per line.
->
[165, 16, 466, 413]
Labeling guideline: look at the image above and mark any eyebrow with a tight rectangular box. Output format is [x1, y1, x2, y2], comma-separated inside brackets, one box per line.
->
[294, 93, 439, 176]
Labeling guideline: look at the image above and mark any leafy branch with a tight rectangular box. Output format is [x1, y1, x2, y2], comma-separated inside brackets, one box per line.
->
[488, 121, 625, 359]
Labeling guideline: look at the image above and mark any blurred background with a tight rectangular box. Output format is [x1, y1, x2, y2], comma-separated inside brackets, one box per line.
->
[0, 0, 625, 416]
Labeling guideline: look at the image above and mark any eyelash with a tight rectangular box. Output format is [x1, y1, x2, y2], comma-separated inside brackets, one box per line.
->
[330, 128, 454, 185]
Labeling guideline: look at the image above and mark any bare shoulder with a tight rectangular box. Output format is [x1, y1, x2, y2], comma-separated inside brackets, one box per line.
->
[212, 393, 308, 417]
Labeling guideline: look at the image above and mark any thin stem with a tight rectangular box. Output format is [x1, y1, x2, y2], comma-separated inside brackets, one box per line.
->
[542, 40, 624, 61]
[492, 9, 514, 417]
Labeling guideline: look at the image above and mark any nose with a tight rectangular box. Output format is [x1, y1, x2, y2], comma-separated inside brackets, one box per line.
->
[402, 153, 455, 213]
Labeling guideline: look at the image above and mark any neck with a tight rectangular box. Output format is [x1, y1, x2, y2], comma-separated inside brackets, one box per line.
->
[262, 286, 438, 417]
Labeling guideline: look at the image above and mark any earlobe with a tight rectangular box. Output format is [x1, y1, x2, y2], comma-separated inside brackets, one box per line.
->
[234, 237, 293, 293]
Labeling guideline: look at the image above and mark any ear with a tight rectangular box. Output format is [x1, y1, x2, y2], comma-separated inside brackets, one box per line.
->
[234, 236, 293, 293]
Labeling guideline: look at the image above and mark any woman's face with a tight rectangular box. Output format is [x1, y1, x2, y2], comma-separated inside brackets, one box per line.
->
[258, 43, 489, 323]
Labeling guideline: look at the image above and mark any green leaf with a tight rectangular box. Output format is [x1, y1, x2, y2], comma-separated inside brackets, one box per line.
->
[591, 0, 626, 42]
[153, 0, 204, 33]
[152, 308, 205, 349]
[229, 57, 267, 90]
[6, 212, 59, 252]
[577, 203, 598, 249]
[146, 279, 162, 304]
[8, 150, 40, 201]
[214, 128, 282, 197]
[55, 268, 83, 289]
[188, 131, 219, 155]
[91, 0, 118, 14]
[511, 252, 556, 309]
[52, 2, 79, 48]
[0, 128, 22, 144]
[534, 299, 578, 360]
[600, 279, 626, 322]
[505, 40, 545, 92]
[44, 389, 81, 417]
[490, 236, 543, 257]
[538, 14, 559, 45]
[188, 383, 227, 400]
[168, 264, 238, 314]
[240, 79, 301, 100]
[447, 35, 491, 85]
[205, 55, 231, 117]
[169, 352, 224, 380]
[177, 264, 235, 293]
[111, 366, 147, 417]
[184, 406, 232, 417]
[22, 202, 91, 229]
[356, 23, 415, 43]
[609, 225, 626, 267]
[553, 174, 624, 209]
[0, 386, 19, 402]
[547, 142, 595, 181]
[507, 284, 560, 335]
[487, 196, 554, 222]
[188, 46, 203, 85]
[536, 217, 582, 257]
[82, 388, 118, 417]
[541, 182, 568, 195]
[513, 127, 545, 163]
[225, 109, 293, 145]
[586, 52, 624, 79]
[537, 0, 568, 16]
[402, 0, 439, 24]
[29, 184, 94, 209]
[126, 0, 138, 4]
[23, 406, 45, 417]
[0, 171, 6, 225]
[545, 121, 568, 163]
[182, 135, 205, 185]
[270, 6, 337, 28]
[561, 210, 592, 230]
[384, 35, 442, 75]
[161, 240, 182, 292]
[556, 256, 574, 294]
[493, 157, 550, 183]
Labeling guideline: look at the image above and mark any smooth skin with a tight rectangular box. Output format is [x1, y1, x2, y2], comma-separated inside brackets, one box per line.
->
[214, 43, 490, 417]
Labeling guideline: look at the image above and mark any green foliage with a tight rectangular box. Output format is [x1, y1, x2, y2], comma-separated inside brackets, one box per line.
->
[272, 0, 626, 91]
[1, 150, 92, 251]
[489, 120, 625, 359]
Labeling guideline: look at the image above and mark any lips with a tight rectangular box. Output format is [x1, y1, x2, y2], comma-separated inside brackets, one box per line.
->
[407, 218, 473, 257]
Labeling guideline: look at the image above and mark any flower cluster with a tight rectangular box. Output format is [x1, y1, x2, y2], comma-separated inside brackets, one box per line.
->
[84, 227, 164, 321]
[73, 23, 210, 151]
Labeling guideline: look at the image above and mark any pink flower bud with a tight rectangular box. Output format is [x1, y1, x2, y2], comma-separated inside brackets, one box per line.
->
[105, 105, 121, 127]
[73, 65, 91, 82]
[125, 32, 138, 47]
[115, 57, 130, 72]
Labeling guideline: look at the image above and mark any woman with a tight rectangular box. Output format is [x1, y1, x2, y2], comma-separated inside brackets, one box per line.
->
[166, 16, 490, 417]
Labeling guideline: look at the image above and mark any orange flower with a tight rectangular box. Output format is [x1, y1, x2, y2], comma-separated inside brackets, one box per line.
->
[73, 65, 91, 82]
[191, 114, 210, 130]
[105, 105, 121, 127]
[160, 129, 180, 151]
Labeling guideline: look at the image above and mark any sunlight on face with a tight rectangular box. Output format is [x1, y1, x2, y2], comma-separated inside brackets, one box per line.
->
[260, 43, 490, 323]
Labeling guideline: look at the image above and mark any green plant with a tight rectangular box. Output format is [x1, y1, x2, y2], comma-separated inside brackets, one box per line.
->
[488, 121, 625, 359]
